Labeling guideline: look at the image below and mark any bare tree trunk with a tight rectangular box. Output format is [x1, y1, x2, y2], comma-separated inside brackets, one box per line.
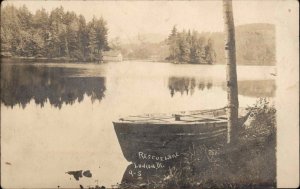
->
[223, 0, 239, 144]
[64, 37, 70, 58]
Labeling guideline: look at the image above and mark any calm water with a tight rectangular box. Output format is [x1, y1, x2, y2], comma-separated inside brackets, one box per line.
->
[1, 61, 276, 188]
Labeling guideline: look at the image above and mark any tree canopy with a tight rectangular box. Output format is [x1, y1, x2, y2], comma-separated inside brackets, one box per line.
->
[166, 26, 216, 64]
[1, 4, 109, 61]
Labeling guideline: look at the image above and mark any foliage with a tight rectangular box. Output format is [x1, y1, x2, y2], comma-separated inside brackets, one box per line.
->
[243, 98, 276, 141]
[165, 24, 275, 65]
[1, 4, 109, 61]
[166, 26, 216, 64]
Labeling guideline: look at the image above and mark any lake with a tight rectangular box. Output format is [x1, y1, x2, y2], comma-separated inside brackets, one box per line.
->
[1, 61, 276, 188]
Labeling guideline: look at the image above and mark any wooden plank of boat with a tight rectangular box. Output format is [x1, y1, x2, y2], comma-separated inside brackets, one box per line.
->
[113, 107, 250, 162]
[117, 114, 228, 124]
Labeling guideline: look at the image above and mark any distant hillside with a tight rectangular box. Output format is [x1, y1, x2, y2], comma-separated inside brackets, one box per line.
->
[118, 41, 169, 61]
[110, 34, 169, 61]
[113, 23, 276, 65]
[212, 23, 276, 65]
[120, 33, 168, 44]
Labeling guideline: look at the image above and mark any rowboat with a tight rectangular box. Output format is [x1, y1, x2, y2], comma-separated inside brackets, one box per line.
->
[113, 107, 250, 163]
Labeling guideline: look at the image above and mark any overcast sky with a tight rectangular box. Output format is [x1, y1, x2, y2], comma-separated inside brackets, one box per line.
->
[4, 0, 279, 41]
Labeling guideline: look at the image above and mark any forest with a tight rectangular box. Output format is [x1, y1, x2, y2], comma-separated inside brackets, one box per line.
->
[116, 23, 276, 66]
[166, 26, 216, 64]
[116, 23, 275, 66]
[1, 4, 109, 61]
[164, 24, 275, 65]
[1, 4, 275, 65]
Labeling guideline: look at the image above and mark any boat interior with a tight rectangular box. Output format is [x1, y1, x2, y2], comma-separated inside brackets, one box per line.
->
[117, 108, 230, 124]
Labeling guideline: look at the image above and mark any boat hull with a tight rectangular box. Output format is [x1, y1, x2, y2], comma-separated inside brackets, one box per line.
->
[113, 121, 228, 162]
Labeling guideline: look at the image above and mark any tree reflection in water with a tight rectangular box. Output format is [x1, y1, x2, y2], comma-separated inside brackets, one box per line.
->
[168, 76, 275, 98]
[168, 77, 213, 97]
[1, 64, 106, 108]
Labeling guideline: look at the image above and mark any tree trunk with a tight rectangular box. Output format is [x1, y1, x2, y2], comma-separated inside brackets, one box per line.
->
[64, 37, 70, 58]
[223, 0, 239, 144]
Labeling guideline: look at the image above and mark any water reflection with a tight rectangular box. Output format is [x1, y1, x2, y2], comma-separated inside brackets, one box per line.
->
[1, 64, 106, 108]
[168, 77, 213, 97]
[231, 80, 276, 98]
[1, 65, 276, 109]
[168, 77, 275, 98]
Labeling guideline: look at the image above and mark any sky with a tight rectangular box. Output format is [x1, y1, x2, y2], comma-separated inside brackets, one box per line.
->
[2, 0, 280, 42]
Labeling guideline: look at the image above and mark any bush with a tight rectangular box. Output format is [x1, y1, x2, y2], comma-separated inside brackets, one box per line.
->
[242, 98, 276, 142]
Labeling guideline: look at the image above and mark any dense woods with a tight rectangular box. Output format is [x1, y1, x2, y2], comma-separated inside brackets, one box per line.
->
[165, 24, 275, 65]
[1, 4, 109, 61]
[1, 4, 275, 65]
[119, 24, 275, 66]
[166, 26, 216, 64]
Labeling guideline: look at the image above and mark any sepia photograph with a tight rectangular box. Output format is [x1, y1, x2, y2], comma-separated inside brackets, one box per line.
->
[0, 0, 298, 189]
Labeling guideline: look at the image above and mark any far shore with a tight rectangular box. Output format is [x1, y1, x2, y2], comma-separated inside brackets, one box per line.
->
[1, 56, 93, 64]
[0, 56, 276, 66]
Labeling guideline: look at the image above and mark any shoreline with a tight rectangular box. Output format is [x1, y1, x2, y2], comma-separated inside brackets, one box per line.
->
[1, 57, 276, 66]
[0, 56, 95, 64]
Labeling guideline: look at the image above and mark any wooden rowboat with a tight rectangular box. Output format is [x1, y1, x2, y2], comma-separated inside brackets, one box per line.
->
[113, 108, 250, 163]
